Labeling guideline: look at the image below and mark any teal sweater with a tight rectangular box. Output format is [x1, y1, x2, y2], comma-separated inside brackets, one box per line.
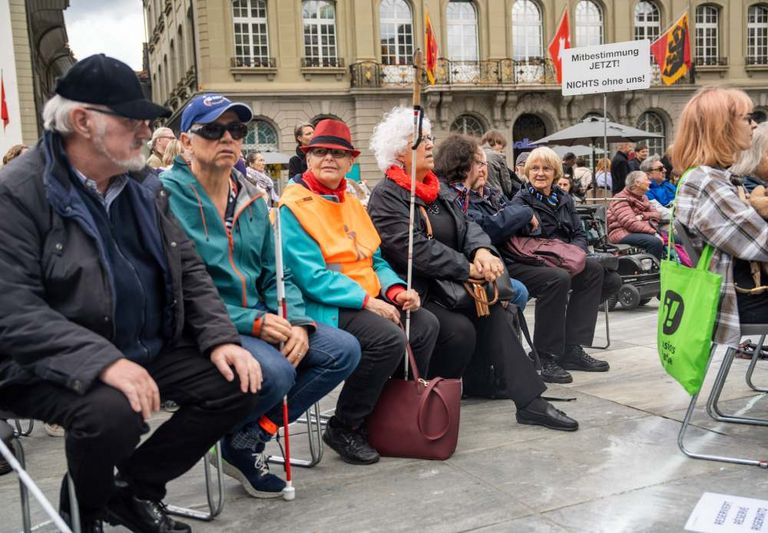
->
[278, 183, 405, 327]
[161, 160, 314, 335]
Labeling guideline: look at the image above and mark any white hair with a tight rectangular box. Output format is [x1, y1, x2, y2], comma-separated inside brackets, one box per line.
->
[369, 106, 432, 173]
[42, 94, 84, 135]
[731, 122, 768, 176]
[639, 154, 661, 173]
[625, 170, 647, 190]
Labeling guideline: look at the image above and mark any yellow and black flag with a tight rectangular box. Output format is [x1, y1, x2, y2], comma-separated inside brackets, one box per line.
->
[650, 12, 692, 85]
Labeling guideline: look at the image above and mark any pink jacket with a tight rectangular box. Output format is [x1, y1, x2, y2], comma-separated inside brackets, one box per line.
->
[606, 188, 660, 243]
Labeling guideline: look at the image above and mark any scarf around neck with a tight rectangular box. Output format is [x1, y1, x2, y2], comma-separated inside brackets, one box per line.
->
[385, 165, 440, 204]
[528, 184, 559, 207]
[301, 170, 346, 202]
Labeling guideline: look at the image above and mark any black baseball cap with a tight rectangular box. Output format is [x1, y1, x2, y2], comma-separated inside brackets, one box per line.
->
[55, 54, 171, 120]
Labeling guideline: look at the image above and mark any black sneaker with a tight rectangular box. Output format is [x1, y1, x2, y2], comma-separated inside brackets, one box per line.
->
[322, 417, 380, 465]
[561, 344, 610, 372]
[538, 353, 573, 384]
[104, 485, 191, 533]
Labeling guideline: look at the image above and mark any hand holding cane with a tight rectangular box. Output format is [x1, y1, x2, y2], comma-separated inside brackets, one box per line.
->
[273, 207, 295, 501]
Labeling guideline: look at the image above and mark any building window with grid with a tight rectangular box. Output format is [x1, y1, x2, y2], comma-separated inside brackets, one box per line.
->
[575, 1, 603, 48]
[748, 4, 768, 66]
[446, 1, 479, 82]
[512, 0, 543, 60]
[302, 0, 339, 67]
[232, 0, 270, 68]
[380, 0, 413, 65]
[636, 111, 666, 156]
[634, 1, 661, 42]
[450, 114, 486, 137]
[244, 119, 279, 153]
[695, 5, 719, 65]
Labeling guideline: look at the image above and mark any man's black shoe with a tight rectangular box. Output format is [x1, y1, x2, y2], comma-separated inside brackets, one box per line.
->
[516, 400, 579, 431]
[560, 344, 609, 372]
[104, 486, 190, 533]
[322, 417, 380, 465]
[58, 475, 104, 533]
[538, 353, 573, 384]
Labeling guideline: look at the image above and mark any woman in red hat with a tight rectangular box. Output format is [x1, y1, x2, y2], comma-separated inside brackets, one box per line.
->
[277, 119, 440, 465]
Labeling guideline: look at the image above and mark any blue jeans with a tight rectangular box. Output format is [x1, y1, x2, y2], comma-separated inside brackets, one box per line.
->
[509, 277, 529, 310]
[619, 233, 663, 260]
[236, 324, 360, 436]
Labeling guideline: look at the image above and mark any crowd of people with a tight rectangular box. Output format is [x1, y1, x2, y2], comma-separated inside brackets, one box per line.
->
[0, 53, 765, 532]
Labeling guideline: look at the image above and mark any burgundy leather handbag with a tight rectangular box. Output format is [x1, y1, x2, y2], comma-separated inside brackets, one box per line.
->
[366, 343, 462, 461]
[505, 235, 587, 276]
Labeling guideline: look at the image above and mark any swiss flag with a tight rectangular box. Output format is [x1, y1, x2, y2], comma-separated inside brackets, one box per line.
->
[548, 9, 571, 84]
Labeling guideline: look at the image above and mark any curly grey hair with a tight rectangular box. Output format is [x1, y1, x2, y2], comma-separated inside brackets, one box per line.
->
[369, 106, 432, 173]
[731, 122, 768, 177]
[639, 154, 661, 173]
[625, 170, 647, 190]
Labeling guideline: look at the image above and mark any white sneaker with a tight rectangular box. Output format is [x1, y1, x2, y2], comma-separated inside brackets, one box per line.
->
[44, 423, 65, 437]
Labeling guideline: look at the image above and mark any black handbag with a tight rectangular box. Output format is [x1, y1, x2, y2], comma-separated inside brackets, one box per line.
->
[419, 206, 516, 312]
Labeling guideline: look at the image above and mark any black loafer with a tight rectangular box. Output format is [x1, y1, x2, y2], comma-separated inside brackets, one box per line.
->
[516, 401, 579, 432]
[105, 486, 190, 533]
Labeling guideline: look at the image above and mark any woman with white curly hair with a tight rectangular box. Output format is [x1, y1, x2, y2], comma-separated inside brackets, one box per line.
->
[367, 107, 578, 432]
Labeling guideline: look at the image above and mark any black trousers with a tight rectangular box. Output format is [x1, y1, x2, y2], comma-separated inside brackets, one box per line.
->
[0, 341, 261, 518]
[336, 307, 439, 429]
[424, 301, 546, 407]
[505, 257, 605, 356]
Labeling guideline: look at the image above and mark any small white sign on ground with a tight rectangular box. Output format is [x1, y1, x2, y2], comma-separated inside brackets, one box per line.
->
[561, 40, 651, 96]
[686, 492, 768, 533]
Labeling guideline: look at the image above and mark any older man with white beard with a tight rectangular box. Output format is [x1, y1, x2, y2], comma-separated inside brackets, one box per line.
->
[0, 54, 265, 533]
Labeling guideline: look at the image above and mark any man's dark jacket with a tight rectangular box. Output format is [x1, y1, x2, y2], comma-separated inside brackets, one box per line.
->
[367, 178, 496, 298]
[510, 187, 589, 252]
[0, 133, 240, 395]
[464, 186, 533, 246]
[610, 150, 631, 194]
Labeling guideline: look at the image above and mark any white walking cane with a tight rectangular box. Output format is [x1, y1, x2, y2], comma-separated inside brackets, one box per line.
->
[404, 49, 425, 380]
[272, 206, 295, 501]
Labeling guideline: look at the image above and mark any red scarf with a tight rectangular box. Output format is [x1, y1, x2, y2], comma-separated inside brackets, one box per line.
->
[301, 170, 346, 202]
[385, 165, 440, 203]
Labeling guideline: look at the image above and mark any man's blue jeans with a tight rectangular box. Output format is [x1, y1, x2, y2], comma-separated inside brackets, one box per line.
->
[232, 323, 360, 445]
[509, 277, 529, 310]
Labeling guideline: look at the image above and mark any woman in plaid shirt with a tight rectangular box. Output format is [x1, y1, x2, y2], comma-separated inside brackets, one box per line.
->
[672, 87, 766, 346]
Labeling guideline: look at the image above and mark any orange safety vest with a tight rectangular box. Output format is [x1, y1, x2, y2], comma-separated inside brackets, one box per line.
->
[280, 184, 383, 297]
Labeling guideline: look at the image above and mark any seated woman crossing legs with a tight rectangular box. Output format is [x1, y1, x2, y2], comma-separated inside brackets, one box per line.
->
[277, 118, 440, 464]
[367, 108, 577, 431]
[162, 95, 361, 496]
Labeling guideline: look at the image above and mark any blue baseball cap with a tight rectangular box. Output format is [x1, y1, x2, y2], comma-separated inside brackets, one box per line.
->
[180, 94, 253, 133]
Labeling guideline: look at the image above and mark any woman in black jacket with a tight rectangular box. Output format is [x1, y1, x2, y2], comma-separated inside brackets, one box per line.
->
[367, 107, 577, 432]
[507, 147, 617, 384]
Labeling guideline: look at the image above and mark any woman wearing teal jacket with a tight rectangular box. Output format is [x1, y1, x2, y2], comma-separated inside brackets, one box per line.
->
[161, 94, 360, 499]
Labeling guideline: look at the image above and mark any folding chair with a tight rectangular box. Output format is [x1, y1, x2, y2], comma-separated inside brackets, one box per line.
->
[267, 402, 325, 468]
[166, 442, 224, 521]
[673, 221, 768, 468]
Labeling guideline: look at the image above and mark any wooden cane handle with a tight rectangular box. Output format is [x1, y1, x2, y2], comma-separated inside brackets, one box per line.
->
[412, 49, 423, 107]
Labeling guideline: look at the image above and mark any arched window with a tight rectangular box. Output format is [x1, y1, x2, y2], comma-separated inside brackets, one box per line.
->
[232, 0, 271, 67]
[244, 119, 279, 153]
[575, 1, 603, 47]
[450, 114, 486, 137]
[636, 111, 666, 156]
[695, 5, 720, 65]
[748, 4, 768, 65]
[302, 0, 339, 67]
[380, 0, 413, 65]
[634, 1, 661, 42]
[512, 0, 543, 60]
[446, 0, 479, 82]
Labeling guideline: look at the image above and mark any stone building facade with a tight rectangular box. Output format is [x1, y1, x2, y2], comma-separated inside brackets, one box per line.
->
[144, 0, 768, 180]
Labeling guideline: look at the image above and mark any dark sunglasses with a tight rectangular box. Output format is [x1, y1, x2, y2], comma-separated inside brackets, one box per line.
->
[190, 122, 248, 141]
[309, 148, 351, 158]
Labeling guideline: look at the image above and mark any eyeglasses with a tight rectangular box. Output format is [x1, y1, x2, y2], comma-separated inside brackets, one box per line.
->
[189, 122, 248, 141]
[651, 166, 666, 172]
[743, 113, 758, 124]
[84, 107, 149, 131]
[423, 135, 436, 143]
[529, 165, 555, 173]
[309, 148, 351, 159]
[473, 159, 488, 168]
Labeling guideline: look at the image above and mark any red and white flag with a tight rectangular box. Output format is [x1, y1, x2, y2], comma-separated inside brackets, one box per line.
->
[1, 71, 9, 130]
[548, 8, 571, 84]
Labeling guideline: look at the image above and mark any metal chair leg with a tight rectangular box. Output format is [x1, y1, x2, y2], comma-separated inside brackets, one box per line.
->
[166, 441, 224, 522]
[12, 419, 34, 437]
[746, 334, 768, 393]
[588, 302, 611, 349]
[268, 402, 324, 468]
[678, 343, 768, 468]
[706, 345, 768, 426]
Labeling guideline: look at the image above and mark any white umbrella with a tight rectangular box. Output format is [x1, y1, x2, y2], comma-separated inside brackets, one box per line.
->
[262, 152, 292, 165]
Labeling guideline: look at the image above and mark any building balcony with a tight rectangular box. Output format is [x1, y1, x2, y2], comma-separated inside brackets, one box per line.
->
[300, 57, 345, 80]
[694, 56, 728, 67]
[230, 57, 278, 81]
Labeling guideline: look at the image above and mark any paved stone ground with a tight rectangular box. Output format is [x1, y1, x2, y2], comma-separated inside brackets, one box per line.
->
[3, 301, 768, 532]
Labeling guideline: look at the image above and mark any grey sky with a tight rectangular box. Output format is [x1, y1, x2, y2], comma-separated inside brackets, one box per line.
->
[64, 0, 145, 69]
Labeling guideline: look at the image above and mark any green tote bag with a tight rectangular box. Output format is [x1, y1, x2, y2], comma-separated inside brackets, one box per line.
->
[657, 242, 722, 395]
